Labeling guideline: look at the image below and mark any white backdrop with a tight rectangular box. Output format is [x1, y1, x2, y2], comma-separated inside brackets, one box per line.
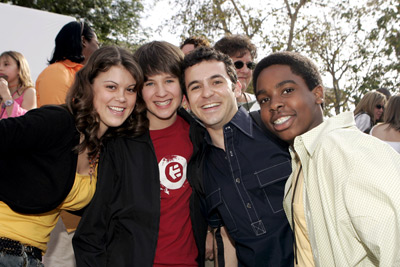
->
[1, 3, 75, 83]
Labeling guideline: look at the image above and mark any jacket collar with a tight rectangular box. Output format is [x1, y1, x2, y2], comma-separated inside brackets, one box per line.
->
[294, 111, 356, 157]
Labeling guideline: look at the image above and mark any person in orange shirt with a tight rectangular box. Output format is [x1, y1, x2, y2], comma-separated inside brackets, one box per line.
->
[36, 21, 99, 107]
[35, 20, 99, 267]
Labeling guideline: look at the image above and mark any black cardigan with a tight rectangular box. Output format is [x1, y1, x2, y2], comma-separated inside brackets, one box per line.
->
[0, 106, 80, 214]
[73, 108, 208, 267]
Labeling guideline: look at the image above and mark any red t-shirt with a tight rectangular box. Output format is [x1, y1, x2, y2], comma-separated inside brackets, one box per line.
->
[150, 116, 198, 267]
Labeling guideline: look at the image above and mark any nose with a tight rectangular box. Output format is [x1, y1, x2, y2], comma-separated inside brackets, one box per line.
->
[115, 88, 127, 102]
[269, 97, 283, 112]
[155, 84, 168, 97]
[201, 83, 215, 98]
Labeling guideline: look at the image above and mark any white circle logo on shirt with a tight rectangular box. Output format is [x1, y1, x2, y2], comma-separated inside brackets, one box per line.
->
[159, 155, 187, 190]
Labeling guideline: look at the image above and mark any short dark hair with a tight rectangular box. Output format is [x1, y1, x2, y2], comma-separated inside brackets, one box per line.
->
[180, 36, 210, 49]
[49, 21, 96, 64]
[133, 41, 184, 89]
[214, 34, 257, 60]
[253, 51, 322, 93]
[180, 46, 237, 97]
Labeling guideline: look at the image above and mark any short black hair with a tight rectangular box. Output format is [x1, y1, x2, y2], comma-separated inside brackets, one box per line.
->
[214, 34, 257, 60]
[180, 46, 237, 97]
[253, 51, 322, 93]
[49, 21, 96, 64]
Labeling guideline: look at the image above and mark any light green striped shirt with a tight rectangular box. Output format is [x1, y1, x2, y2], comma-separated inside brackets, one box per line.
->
[284, 112, 400, 267]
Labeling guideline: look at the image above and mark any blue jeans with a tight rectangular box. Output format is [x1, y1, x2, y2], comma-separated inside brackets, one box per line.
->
[0, 252, 43, 267]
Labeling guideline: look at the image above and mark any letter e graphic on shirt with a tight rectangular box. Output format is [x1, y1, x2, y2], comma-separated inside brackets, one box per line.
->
[159, 155, 187, 190]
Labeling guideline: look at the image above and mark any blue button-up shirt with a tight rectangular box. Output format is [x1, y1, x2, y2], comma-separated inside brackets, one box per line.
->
[203, 107, 293, 267]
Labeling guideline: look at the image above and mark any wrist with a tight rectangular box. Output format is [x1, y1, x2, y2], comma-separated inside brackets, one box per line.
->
[2, 99, 14, 108]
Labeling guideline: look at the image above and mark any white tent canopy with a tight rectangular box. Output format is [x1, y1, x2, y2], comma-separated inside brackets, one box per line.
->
[1, 3, 75, 83]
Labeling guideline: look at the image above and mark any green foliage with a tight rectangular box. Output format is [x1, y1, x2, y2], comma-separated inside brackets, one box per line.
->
[161, 0, 400, 115]
[1, 0, 147, 49]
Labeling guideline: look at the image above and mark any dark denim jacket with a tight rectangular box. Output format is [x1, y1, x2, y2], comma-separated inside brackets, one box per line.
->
[203, 107, 294, 267]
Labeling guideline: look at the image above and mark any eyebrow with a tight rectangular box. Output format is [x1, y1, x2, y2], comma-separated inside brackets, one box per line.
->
[186, 74, 225, 89]
[276, 79, 297, 88]
[255, 79, 297, 96]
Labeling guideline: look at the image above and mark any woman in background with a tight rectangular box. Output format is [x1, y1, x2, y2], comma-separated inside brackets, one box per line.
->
[371, 94, 400, 153]
[0, 51, 36, 118]
[36, 20, 99, 107]
[354, 91, 386, 133]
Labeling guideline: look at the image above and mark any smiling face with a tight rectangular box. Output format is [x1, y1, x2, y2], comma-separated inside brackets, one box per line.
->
[231, 50, 253, 93]
[185, 60, 241, 131]
[142, 72, 182, 130]
[93, 65, 138, 137]
[255, 64, 324, 145]
[0, 55, 19, 86]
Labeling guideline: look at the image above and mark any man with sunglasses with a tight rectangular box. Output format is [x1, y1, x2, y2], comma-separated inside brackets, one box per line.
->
[214, 35, 260, 111]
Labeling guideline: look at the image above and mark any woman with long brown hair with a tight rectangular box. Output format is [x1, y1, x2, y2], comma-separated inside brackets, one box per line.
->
[0, 46, 145, 266]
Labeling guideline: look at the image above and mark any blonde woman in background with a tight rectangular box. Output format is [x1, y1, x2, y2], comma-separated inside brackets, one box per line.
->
[0, 51, 36, 119]
[371, 94, 400, 153]
[354, 91, 386, 133]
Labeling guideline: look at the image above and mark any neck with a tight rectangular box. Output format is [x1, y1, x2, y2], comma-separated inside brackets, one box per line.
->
[148, 112, 177, 130]
[237, 92, 247, 103]
[207, 127, 225, 150]
[8, 83, 20, 93]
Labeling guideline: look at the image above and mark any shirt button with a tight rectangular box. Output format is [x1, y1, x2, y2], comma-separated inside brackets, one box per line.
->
[229, 151, 233, 157]
[235, 178, 240, 183]
[247, 203, 251, 209]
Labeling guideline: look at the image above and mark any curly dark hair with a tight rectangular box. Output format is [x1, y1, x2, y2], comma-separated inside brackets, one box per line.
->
[253, 51, 322, 94]
[180, 36, 211, 49]
[66, 46, 147, 158]
[180, 46, 237, 97]
[214, 34, 257, 60]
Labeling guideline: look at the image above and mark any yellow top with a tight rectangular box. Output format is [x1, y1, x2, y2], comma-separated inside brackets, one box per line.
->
[292, 160, 315, 267]
[0, 169, 97, 252]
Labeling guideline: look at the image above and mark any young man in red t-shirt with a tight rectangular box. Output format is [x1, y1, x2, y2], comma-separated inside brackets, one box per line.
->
[134, 41, 208, 266]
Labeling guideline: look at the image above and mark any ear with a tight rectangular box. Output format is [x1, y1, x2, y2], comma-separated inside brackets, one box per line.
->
[312, 85, 324, 105]
[82, 36, 87, 48]
[233, 80, 242, 98]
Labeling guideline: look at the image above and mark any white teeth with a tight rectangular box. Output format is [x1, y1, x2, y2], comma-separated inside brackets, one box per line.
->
[274, 116, 291, 125]
[109, 106, 124, 112]
[155, 100, 171, 106]
[202, 103, 220, 109]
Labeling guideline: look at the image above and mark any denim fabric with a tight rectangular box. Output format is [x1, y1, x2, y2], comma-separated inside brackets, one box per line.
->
[203, 107, 294, 267]
[0, 252, 43, 267]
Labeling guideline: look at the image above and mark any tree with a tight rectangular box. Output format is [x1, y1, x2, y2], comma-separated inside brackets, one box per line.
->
[162, 0, 399, 115]
[161, 0, 267, 42]
[1, 0, 148, 49]
[367, 0, 400, 91]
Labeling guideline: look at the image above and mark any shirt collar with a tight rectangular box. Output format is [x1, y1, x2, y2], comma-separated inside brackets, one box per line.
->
[228, 106, 253, 138]
[204, 106, 254, 145]
[294, 111, 356, 156]
[60, 59, 83, 71]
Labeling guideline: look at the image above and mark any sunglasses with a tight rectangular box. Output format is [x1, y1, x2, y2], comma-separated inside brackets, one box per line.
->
[234, 60, 256, 70]
[376, 104, 384, 110]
